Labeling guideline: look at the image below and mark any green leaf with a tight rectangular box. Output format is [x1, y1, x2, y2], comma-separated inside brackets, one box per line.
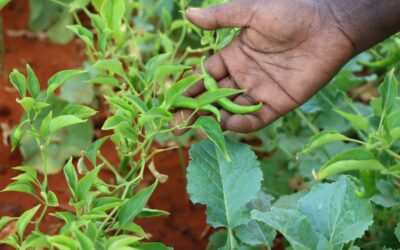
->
[135, 242, 172, 250]
[9, 69, 27, 97]
[100, 0, 125, 33]
[0, 216, 15, 231]
[235, 220, 276, 249]
[16, 205, 41, 238]
[0, 234, 19, 249]
[60, 104, 97, 119]
[303, 131, 350, 153]
[317, 149, 386, 179]
[11, 120, 28, 152]
[155, 64, 190, 81]
[64, 158, 78, 198]
[379, 69, 398, 114]
[207, 230, 228, 250]
[46, 191, 59, 206]
[139, 107, 172, 125]
[85, 137, 109, 166]
[299, 176, 373, 245]
[164, 74, 202, 107]
[94, 59, 126, 78]
[11, 172, 37, 184]
[106, 235, 141, 249]
[0, 0, 11, 9]
[334, 109, 369, 131]
[193, 116, 229, 160]
[47, 11, 74, 44]
[48, 235, 79, 249]
[76, 165, 102, 200]
[187, 138, 262, 229]
[14, 166, 37, 179]
[47, 69, 87, 96]
[66, 25, 94, 48]
[395, 223, 400, 242]
[49, 115, 86, 134]
[105, 96, 136, 116]
[372, 179, 400, 208]
[117, 182, 158, 228]
[125, 94, 148, 113]
[2, 181, 36, 197]
[136, 208, 169, 218]
[85, 76, 120, 87]
[73, 227, 94, 249]
[17, 97, 35, 113]
[252, 208, 319, 250]
[26, 65, 40, 99]
[197, 88, 244, 107]
[22, 232, 51, 249]
[102, 115, 125, 130]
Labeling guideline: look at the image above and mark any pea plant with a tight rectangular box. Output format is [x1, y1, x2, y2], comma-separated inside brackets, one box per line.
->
[0, 0, 400, 250]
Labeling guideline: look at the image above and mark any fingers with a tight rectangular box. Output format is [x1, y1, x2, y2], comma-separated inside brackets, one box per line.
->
[185, 0, 256, 30]
[220, 95, 278, 133]
[171, 109, 198, 136]
[185, 53, 228, 97]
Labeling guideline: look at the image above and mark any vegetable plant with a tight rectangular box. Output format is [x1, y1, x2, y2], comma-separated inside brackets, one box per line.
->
[0, 0, 400, 250]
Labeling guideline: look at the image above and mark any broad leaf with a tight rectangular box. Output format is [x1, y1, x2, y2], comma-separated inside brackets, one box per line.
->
[298, 176, 373, 246]
[187, 138, 262, 229]
[252, 208, 319, 250]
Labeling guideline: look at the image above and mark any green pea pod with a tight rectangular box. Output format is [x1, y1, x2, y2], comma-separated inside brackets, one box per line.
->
[172, 96, 221, 122]
[200, 57, 263, 114]
[355, 170, 376, 199]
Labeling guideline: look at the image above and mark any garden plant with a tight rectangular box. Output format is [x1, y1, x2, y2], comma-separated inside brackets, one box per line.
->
[0, 0, 400, 249]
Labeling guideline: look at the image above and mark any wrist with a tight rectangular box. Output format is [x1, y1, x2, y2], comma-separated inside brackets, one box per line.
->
[321, 0, 400, 53]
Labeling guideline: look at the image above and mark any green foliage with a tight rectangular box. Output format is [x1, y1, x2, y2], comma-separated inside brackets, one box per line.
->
[3, 0, 400, 249]
[253, 176, 373, 249]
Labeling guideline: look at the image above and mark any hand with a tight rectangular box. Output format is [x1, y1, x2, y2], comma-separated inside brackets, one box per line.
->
[173, 0, 356, 133]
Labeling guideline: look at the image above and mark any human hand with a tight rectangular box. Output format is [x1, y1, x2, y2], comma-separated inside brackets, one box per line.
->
[174, 0, 356, 133]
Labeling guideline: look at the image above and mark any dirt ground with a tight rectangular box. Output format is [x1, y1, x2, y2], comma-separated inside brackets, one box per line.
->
[0, 1, 209, 249]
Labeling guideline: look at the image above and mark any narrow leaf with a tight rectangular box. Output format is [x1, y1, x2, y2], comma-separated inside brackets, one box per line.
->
[117, 182, 158, 228]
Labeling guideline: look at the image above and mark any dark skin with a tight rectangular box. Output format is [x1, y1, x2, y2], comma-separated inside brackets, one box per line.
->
[173, 0, 400, 134]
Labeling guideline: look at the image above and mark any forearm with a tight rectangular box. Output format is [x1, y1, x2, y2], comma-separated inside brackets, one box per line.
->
[324, 0, 400, 52]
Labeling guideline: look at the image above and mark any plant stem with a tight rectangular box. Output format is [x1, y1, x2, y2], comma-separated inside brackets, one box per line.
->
[385, 149, 400, 161]
[295, 109, 319, 134]
[40, 147, 48, 188]
[35, 204, 48, 231]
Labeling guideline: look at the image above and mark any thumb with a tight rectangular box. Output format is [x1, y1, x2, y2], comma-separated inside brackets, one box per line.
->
[185, 0, 256, 30]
